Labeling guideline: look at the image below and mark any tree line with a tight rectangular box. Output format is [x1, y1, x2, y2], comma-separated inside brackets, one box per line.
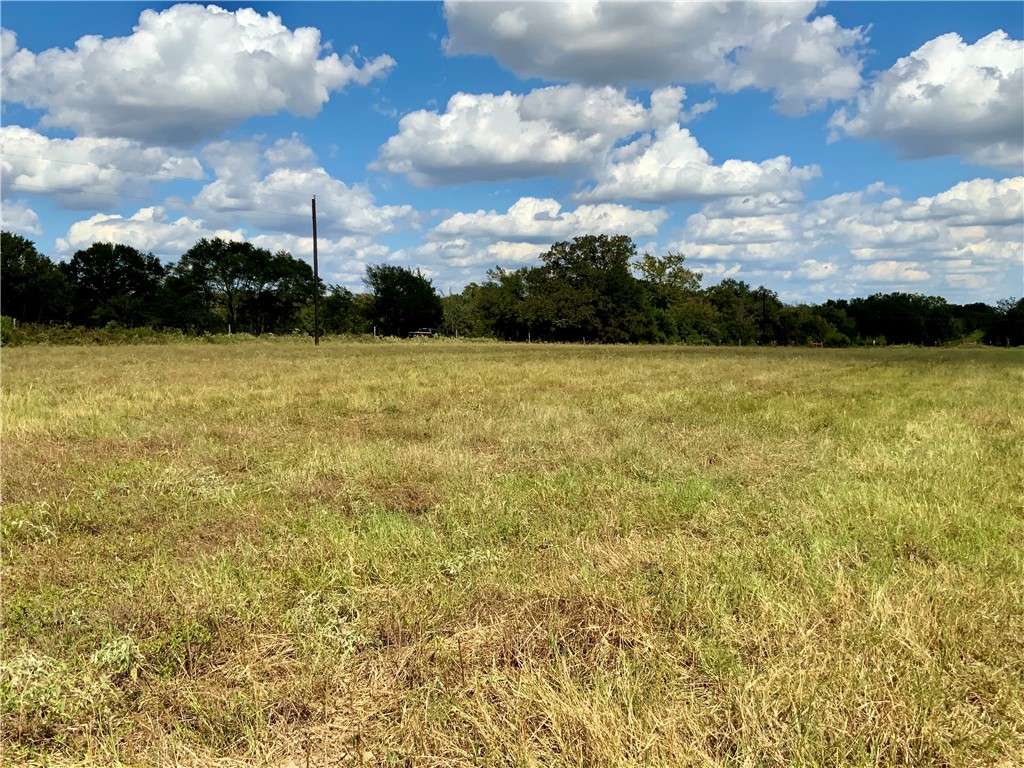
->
[2, 231, 1021, 345]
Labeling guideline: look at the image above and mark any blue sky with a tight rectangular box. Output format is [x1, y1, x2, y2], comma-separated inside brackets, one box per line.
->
[1, 1, 1021, 303]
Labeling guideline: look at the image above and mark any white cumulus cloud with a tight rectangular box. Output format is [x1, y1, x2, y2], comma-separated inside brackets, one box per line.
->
[578, 124, 820, 203]
[443, 1, 866, 114]
[404, 238, 544, 270]
[1, 125, 204, 209]
[249, 232, 392, 288]
[797, 259, 839, 280]
[829, 30, 1024, 169]
[54, 207, 245, 259]
[375, 85, 670, 186]
[190, 137, 417, 237]
[0, 5, 395, 146]
[900, 177, 1024, 226]
[431, 197, 667, 243]
[671, 177, 1024, 301]
[0, 199, 42, 236]
[847, 261, 930, 284]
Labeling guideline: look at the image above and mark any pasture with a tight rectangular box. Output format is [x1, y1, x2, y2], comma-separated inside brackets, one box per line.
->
[2, 340, 1022, 766]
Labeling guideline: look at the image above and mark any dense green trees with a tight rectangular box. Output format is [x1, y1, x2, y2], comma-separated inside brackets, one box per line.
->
[1, 233, 331, 335]
[1, 230, 1021, 345]
[441, 287, 485, 338]
[0, 232, 69, 323]
[525, 235, 652, 343]
[985, 298, 1024, 346]
[363, 264, 443, 336]
[845, 293, 959, 346]
[318, 286, 370, 335]
[62, 242, 165, 328]
[168, 238, 318, 334]
[637, 251, 704, 342]
[435, 239, 1021, 346]
[474, 268, 532, 340]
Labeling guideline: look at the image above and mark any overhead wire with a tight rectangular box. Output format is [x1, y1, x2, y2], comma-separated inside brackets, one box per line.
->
[0, 150, 215, 185]
[7, 181, 201, 207]
[1, 151, 339, 223]
[6, 180, 317, 223]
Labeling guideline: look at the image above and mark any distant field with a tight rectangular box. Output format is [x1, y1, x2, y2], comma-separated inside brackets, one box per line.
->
[2, 340, 1022, 767]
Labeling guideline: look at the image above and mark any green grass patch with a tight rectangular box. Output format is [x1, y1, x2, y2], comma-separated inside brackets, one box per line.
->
[2, 340, 1022, 766]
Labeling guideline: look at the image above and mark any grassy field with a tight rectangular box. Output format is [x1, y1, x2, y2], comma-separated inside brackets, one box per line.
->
[2, 339, 1022, 767]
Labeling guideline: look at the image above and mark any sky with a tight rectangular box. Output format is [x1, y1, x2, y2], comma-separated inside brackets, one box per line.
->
[1, 1, 1022, 304]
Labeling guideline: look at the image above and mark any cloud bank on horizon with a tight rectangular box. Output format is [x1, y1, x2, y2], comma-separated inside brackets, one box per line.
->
[1, 1, 1021, 303]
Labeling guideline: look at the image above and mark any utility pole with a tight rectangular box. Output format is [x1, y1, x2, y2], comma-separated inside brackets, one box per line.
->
[311, 196, 320, 346]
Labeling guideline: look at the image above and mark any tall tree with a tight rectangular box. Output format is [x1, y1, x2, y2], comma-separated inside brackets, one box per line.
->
[158, 257, 220, 333]
[953, 302, 998, 340]
[173, 239, 317, 334]
[363, 264, 443, 336]
[62, 242, 164, 327]
[637, 250, 702, 342]
[848, 293, 955, 345]
[0, 232, 69, 323]
[314, 285, 367, 335]
[815, 300, 856, 343]
[177, 238, 251, 332]
[530, 234, 653, 342]
[476, 268, 532, 340]
[441, 287, 485, 338]
[239, 249, 316, 334]
[985, 298, 1024, 346]
[705, 279, 759, 345]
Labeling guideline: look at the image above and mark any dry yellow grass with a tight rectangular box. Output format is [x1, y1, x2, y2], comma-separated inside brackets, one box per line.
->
[2, 339, 1022, 766]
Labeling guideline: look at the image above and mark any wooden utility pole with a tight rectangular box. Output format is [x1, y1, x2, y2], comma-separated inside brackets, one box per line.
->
[312, 196, 320, 346]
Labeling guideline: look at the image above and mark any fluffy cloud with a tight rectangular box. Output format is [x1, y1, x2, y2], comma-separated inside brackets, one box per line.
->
[53, 207, 394, 289]
[578, 124, 820, 203]
[431, 197, 667, 243]
[796, 259, 839, 280]
[417, 197, 666, 288]
[248, 232, 392, 287]
[697, 192, 805, 219]
[0, 129, 409, 241]
[190, 137, 417, 237]
[374, 85, 685, 186]
[0, 5, 395, 146]
[444, 1, 865, 114]
[519, 83, 655, 134]
[829, 31, 1023, 168]
[0, 199, 42, 236]
[402, 238, 544, 270]
[400, 197, 666, 292]
[54, 207, 245, 258]
[1, 125, 203, 209]
[38, 133, 418, 284]
[392, 239, 557, 297]
[847, 261, 930, 284]
[900, 177, 1024, 226]
[375, 84, 796, 199]
[672, 177, 1024, 300]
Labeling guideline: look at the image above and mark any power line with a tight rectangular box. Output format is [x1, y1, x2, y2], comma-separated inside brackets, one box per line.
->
[0, 148, 327, 204]
[0, 150, 212, 185]
[8, 181, 195, 206]
[1, 152, 378, 239]
[6, 181, 321, 223]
